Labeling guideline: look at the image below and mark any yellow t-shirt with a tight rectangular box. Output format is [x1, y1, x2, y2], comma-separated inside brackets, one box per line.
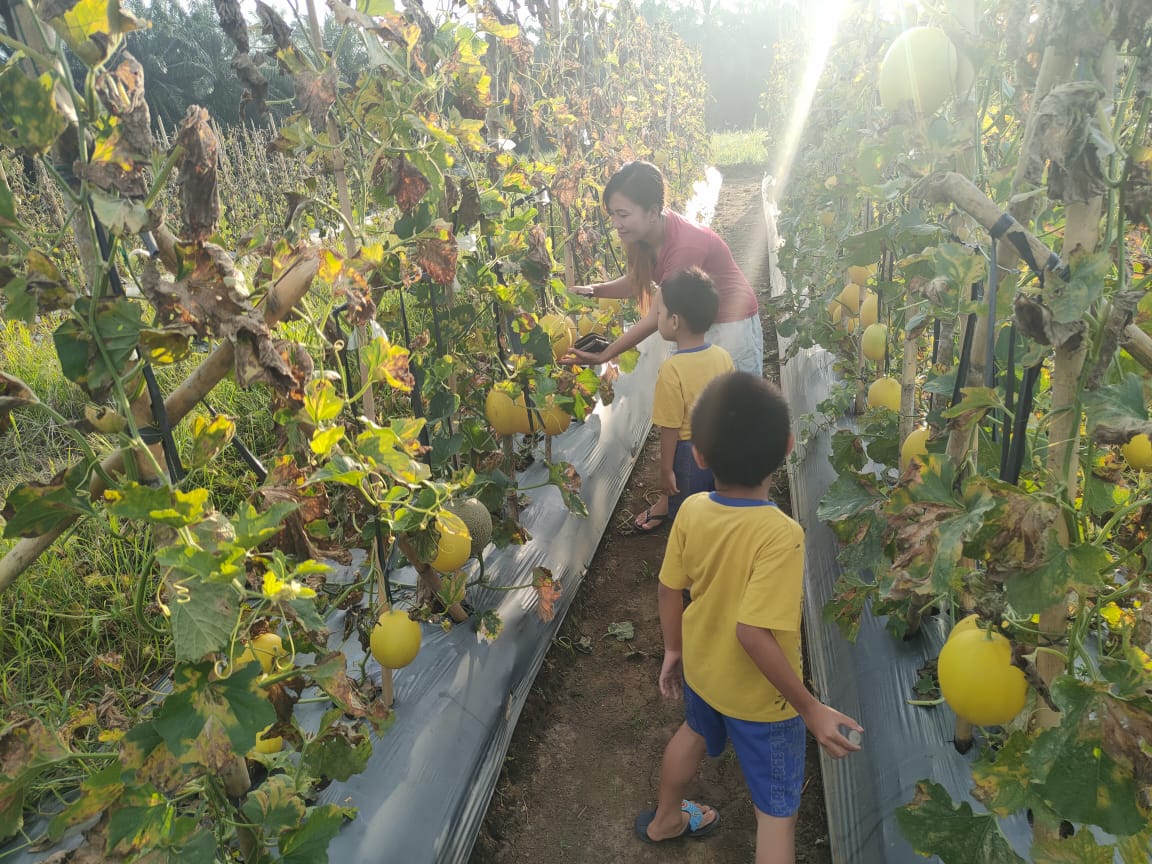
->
[651, 344, 735, 440]
[659, 492, 805, 722]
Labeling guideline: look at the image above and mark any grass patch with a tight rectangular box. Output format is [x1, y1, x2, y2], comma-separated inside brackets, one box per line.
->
[710, 128, 770, 168]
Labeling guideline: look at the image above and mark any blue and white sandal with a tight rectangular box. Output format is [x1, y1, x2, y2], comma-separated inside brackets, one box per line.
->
[634, 799, 721, 843]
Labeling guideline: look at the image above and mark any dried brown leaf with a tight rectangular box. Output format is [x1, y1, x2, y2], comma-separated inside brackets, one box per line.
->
[417, 229, 458, 285]
[175, 106, 220, 242]
[213, 0, 249, 54]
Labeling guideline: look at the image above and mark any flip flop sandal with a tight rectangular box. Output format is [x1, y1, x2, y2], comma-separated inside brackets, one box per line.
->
[633, 507, 669, 534]
[634, 800, 721, 843]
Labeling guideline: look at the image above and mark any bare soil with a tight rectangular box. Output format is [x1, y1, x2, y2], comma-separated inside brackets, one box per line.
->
[469, 166, 831, 864]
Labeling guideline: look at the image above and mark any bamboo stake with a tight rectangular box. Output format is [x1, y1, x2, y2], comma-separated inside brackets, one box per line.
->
[0, 248, 321, 593]
[899, 319, 925, 446]
[1122, 324, 1152, 374]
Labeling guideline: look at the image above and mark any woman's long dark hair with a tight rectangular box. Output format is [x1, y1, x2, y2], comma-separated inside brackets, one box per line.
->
[603, 160, 665, 313]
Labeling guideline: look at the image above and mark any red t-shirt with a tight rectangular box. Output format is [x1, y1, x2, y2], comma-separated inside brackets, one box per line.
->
[654, 210, 758, 324]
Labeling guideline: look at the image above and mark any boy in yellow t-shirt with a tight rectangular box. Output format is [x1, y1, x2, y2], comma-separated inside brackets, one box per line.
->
[635, 373, 863, 863]
[635, 267, 734, 533]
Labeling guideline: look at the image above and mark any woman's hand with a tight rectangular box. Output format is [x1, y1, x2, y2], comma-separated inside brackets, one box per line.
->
[561, 347, 607, 366]
[570, 284, 596, 299]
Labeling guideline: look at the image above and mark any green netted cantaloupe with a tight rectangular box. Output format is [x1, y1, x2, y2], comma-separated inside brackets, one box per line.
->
[447, 498, 493, 558]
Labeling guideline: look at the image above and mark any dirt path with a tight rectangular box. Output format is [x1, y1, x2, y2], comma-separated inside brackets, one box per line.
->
[469, 167, 831, 864]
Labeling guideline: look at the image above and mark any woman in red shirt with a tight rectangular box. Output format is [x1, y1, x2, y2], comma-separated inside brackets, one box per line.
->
[565, 161, 764, 531]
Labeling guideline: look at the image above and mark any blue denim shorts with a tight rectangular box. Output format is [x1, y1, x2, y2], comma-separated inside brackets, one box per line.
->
[684, 682, 806, 817]
[668, 439, 714, 522]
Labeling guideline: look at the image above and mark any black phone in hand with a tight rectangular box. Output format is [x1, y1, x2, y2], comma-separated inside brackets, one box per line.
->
[572, 333, 610, 354]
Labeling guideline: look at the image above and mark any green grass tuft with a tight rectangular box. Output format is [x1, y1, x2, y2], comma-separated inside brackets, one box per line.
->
[710, 128, 771, 168]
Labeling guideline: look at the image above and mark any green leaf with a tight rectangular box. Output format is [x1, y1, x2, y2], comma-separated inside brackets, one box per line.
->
[616, 347, 640, 375]
[1028, 677, 1147, 837]
[0, 174, 23, 229]
[47, 763, 124, 841]
[817, 471, 882, 522]
[242, 774, 306, 839]
[47, 0, 146, 66]
[361, 335, 413, 391]
[1, 276, 36, 323]
[829, 429, 867, 472]
[934, 242, 987, 295]
[0, 67, 68, 155]
[0, 719, 68, 842]
[1006, 542, 1111, 616]
[1047, 252, 1110, 324]
[138, 328, 191, 364]
[971, 731, 1035, 816]
[169, 578, 240, 662]
[302, 378, 344, 425]
[546, 461, 587, 517]
[103, 483, 211, 528]
[478, 17, 519, 38]
[1082, 374, 1148, 437]
[310, 425, 345, 457]
[1082, 472, 1127, 519]
[190, 414, 236, 468]
[354, 425, 430, 484]
[1117, 828, 1152, 864]
[53, 298, 143, 395]
[152, 662, 274, 769]
[942, 387, 1005, 432]
[278, 803, 348, 864]
[1031, 831, 1116, 864]
[896, 780, 1026, 864]
[822, 571, 875, 643]
[307, 454, 368, 487]
[1031, 736, 1145, 836]
[106, 802, 173, 856]
[91, 189, 150, 235]
[301, 715, 372, 782]
[233, 501, 298, 549]
[1, 462, 94, 539]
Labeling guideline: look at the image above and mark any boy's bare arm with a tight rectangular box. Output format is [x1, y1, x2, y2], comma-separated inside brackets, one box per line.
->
[736, 623, 863, 758]
[657, 583, 685, 698]
[659, 426, 679, 495]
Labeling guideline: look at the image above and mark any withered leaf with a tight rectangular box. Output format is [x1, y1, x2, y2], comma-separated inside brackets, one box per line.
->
[259, 455, 328, 560]
[522, 223, 552, 285]
[417, 229, 458, 285]
[334, 267, 376, 327]
[95, 53, 151, 162]
[175, 106, 220, 242]
[293, 68, 337, 132]
[532, 567, 562, 623]
[25, 248, 76, 312]
[305, 652, 391, 733]
[231, 52, 269, 118]
[378, 155, 429, 214]
[0, 372, 36, 434]
[455, 179, 482, 229]
[256, 1, 293, 51]
[213, 0, 249, 54]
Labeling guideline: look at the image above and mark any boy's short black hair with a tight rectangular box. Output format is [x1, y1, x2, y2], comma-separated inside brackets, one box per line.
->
[691, 372, 791, 487]
[660, 267, 719, 335]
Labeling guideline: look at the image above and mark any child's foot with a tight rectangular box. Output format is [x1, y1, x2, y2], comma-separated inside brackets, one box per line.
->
[634, 800, 720, 843]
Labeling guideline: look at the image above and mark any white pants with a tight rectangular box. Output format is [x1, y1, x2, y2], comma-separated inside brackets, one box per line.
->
[706, 313, 764, 376]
